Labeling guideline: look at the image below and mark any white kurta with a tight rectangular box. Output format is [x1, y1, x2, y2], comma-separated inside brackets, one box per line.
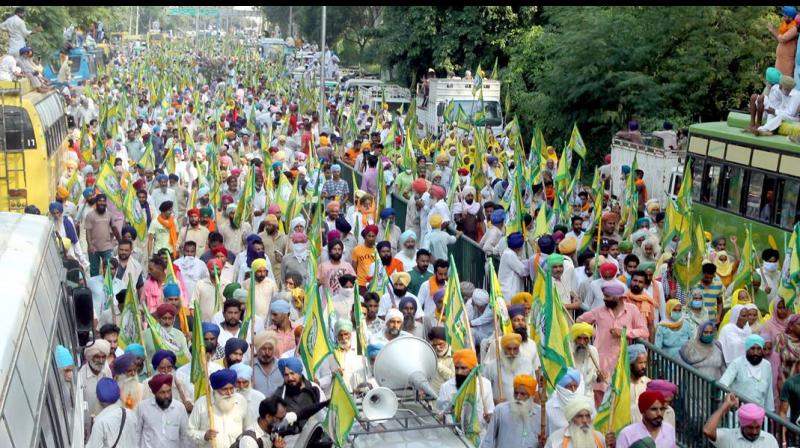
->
[85, 404, 140, 448]
[437, 376, 495, 436]
[187, 392, 251, 448]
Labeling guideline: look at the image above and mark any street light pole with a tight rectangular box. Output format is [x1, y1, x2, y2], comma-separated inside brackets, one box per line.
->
[319, 6, 326, 123]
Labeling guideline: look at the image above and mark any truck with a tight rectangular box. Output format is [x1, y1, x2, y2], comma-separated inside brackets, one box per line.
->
[416, 78, 503, 137]
[609, 137, 685, 206]
[365, 84, 412, 115]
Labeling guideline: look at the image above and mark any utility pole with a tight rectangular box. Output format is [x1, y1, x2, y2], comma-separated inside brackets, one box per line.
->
[319, 6, 326, 122]
[135, 6, 140, 35]
[128, 6, 133, 35]
[288, 6, 293, 39]
[195, 7, 199, 43]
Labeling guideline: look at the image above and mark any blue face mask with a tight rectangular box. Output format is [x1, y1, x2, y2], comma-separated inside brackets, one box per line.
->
[671, 311, 682, 321]
[691, 300, 703, 310]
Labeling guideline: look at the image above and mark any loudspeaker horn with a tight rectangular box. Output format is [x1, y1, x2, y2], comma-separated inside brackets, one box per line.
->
[362, 386, 399, 421]
[373, 336, 439, 399]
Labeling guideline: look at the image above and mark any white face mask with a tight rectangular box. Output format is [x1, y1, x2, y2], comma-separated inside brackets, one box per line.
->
[764, 261, 778, 273]
[292, 243, 307, 254]
[340, 287, 354, 298]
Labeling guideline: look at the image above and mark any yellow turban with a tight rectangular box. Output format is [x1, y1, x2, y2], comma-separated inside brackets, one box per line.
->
[65, 159, 78, 169]
[390, 271, 411, 287]
[513, 374, 537, 397]
[570, 322, 594, 340]
[56, 186, 69, 200]
[511, 292, 533, 306]
[452, 349, 478, 369]
[253, 330, 278, 350]
[500, 332, 522, 349]
[558, 236, 577, 255]
[251, 258, 268, 272]
[429, 213, 443, 228]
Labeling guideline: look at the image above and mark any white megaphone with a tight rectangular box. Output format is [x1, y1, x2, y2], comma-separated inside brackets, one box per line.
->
[362, 387, 399, 420]
[373, 336, 439, 399]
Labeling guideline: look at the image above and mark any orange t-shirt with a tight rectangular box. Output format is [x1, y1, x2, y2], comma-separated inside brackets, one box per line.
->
[352, 244, 375, 286]
[385, 258, 405, 277]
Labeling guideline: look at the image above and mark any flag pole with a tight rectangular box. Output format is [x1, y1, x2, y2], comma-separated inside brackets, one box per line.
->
[538, 372, 547, 440]
[491, 306, 504, 402]
[201, 347, 217, 448]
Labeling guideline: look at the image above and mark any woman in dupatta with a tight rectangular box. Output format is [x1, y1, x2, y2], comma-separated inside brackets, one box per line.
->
[718, 289, 765, 330]
[655, 299, 694, 358]
[683, 288, 709, 337]
[679, 321, 725, 380]
[718, 304, 751, 364]
[776, 314, 800, 395]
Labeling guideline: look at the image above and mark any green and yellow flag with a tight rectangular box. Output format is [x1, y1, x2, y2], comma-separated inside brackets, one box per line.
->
[729, 225, 754, 293]
[453, 364, 482, 447]
[95, 160, 124, 209]
[324, 372, 358, 447]
[487, 260, 511, 335]
[118, 275, 144, 350]
[234, 164, 256, 227]
[190, 298, 210, 400]
[298, 284, 335, 378]
[442, 255, 473, 351]
[122, 184, 147, 239]
[780, 222, 800, 310]
[534, 268, 574, 392]
[239, 273, 257, 340]
[566, 123, 587, 160]
[594, 328, 632, 434]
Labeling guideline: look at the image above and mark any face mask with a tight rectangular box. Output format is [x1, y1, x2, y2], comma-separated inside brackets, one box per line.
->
[746, 353, 763, 366]
[292, 243, 307, 254]
[700, 335, 714, 344]
[671, 311, 682, 321]
[764, 262, 778, 273]
[340, 287, 354, 299]
[691, 300, 703, 310]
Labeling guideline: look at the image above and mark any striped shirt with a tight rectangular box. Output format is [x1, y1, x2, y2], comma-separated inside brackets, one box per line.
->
[697, 276, 724, 321]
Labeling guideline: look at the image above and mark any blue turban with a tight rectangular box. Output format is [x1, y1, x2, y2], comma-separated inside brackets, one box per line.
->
[270, 299, 291, 314]
[122, 225, 137, 241]
[621, 165, 631, 175]
[398, 296, 417, 313]
[508, 304, 526, 319]
[55, 345, 73, 369]
[209, 369, 237, 390]
[230, 362, 253, 380]
[49, 202, 63, 213]
[202, 321, 220, 337]
[335, 216, 352, 233]
[96, 378, 120, 403]
[784, 6, 797, 17]
[151, 349, 177, 370]
[224, 338, 249, 357]
[557, 367, 582, 387]
[198, 185, 210, 197]
[125, 343, 145, 358]
[627, 343, 647, 361]
[277, 357, 304, 375]
[491, 209, 506, 225]
[537, 235, 556, 255]
[745, 334, 766, 351]
[163, 283, 180, 298]
[331, 164, 341, 172]
[367, 343, 385, 359]
[271, 161, 283, 170]
[399, 229, 416, 245]
[507, 232, 524, 250]
[767, 67, 782, 85]
[380, 208, 395, 220]
[83, 187, 94, 199]
[112, 352, 137, 376]
[156, 174, 168, 182]
[487, 156, 498, 164]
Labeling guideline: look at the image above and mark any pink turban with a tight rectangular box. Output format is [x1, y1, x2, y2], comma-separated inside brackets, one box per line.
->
[738, 403, 765, 426]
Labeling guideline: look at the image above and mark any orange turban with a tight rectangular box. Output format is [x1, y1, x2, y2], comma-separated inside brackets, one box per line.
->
[56, 186, 69, 200]
[453, 349, 478, 369]
[501, 333, 522, 349]
[513, 374, 537, 396]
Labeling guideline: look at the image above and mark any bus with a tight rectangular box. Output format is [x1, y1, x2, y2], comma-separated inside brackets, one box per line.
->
[0, 79, 69, 213]
[0, 212, 84, 447]
[685, 111, 800, 254]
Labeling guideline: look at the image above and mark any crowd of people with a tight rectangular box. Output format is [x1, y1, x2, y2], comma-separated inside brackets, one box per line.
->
[4, 6, 797, 448]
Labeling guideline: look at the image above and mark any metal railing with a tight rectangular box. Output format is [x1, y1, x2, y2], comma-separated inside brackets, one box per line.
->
[639, 338, 800, 447]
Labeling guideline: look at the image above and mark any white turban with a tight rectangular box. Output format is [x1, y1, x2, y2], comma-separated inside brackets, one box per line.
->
[84, 339, 111, 358]
[290, 216, 306, 231]
[472, 288, 489, 306]
[564, 397, 594, 421]
[462, 186, 476, 197]
[386, 308, 403, 322]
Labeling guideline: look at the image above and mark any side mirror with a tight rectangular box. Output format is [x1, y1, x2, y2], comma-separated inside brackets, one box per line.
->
[72, 286, 94, 347]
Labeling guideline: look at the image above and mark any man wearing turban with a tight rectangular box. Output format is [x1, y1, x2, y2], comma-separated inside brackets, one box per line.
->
[498, 231, 531, 303]
[244, 256, 278, 322]
[79, 339, 113, 432]
[318, 319, 369, 396]
[425, 212, 462, 266]
[437, 349, 494, 435]
[467, 288, 495, 348]
[452, 183, 485, 242]
[216, 198, 253, 256]
[583, 261, 626, 311]
[616, 390, 676, 447]
[188, 369, 249, 447]
[179, 207, 210, 255]
[703, 393, 778, 446]
[112, 352, 145, 410]
[482, 304, 542, 375]
[546, 368, 593, 434]
[87, 378, 140, 447]
[627, 343, 651, 423]
[145, 349, 193, 413]
[544, 397, 606, 447]
[378, 207, 402, 253]
[144, 300, 190, 368]
[718, 334, 774, 412]
[273, 357, 328, 433]
[483, 332, 536, 402]
[482, 374, 544, 447]
[137, 373, 190, 447]
[570, 322, 603, 402]
[230, 363, 266, 422]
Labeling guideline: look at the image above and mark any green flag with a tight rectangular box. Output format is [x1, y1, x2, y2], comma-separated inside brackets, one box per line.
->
[324, 372, 358, 447]
[190, 299, 210, 400]
[453, 364, 482, 447]
[594, 328, 632, 434]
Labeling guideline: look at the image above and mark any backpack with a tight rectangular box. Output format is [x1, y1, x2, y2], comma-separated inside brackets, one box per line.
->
[230, 430, 264, 448]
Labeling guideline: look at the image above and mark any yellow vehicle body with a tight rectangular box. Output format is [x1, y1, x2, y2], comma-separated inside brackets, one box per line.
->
[0, 80, 68, 213]
[147, 31, 165, 47]
[109, 31, 127, 44]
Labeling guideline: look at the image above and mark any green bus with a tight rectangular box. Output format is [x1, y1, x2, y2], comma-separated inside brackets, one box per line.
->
[685, 112, 800, 256]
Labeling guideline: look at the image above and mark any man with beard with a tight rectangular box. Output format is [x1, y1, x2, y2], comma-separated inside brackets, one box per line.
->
[546, 368, 593, 433]
[437, 349, 494, 433]
[370, 308, 411, 345]
[177, 322, 225, 399]
[252, 330, 284, 397]
[143, 302, 189, 367]
[317, 239, 356, 296]
[79, 339, 112, 435]
[453, 186, 485, 241]
[378, 208, 402, 252]
[145, 350, 193, 413]
[84, 193, 122, 276]
[218, 204, 252, 256]
[398, 296, 429, 339]
[112, 352, 145, 410]
[86, 378, 140, 447]
[428, 327, 455, 393]
[179, 208, 210, 255]
[628, 343, 651, 422]
[223, 337, 250, 368]
[269, 299, 296, 355]
[418, 258, 448, 318]
[481, 374, 543, 447]
[174, 241, 209, 298]
[483, 333, 536, 403]
[150, 173, 177, 211]
[112, 239, 144, 296]
[624, 270, 656, 336]
[271, 357, 329, 435]
[231, 363, 267, 422]
[258, 213, 288, 283]
[703, 394, 778, 447]
[376, 240, 405, 283]
[218, 299, 246, 350]
[238, 396, 290, 448]
[570, 323, 603, 403]
[615, 391, 676, 448]
[188, 369, 250, 447]
[407, 248, 433, 297]
[395, 230, 418, 271]
[481, 305, 541, 375]
[319, 319, 369, 394]
[577, 281, 649, 405]
[581, 262, 626, 312]
[718, 334, 775, 411]
[330, 274, 357, 321]
[379, 271, 422, 319]
[544, 397, 606, 448]
[136, 373, 190, 448]
[246, 258, 277, 321]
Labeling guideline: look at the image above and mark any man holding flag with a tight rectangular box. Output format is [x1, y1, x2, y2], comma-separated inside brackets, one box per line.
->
[437, 348, 494, 435]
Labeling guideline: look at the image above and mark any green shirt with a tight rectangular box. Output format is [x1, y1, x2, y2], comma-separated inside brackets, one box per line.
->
[781, 374, 800, 425]
[407, 267, 432, 296]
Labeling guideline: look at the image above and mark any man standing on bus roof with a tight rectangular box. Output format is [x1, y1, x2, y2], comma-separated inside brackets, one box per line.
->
[0, 8, 41, 58]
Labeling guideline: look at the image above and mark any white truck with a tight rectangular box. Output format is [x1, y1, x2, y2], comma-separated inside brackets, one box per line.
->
[365, 84, 412, 115]
[609, 137, 686, 205]
[416, 78, 503, 137]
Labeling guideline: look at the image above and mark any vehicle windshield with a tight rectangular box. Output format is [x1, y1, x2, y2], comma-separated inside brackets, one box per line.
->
[451, 100, 502, 126]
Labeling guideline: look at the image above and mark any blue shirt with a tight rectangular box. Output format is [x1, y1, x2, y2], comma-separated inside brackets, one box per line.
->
[718, 357, 774, 411]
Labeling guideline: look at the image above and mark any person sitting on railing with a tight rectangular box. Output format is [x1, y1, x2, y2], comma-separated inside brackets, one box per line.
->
[614, 120, 643, 145]
[718, 334, 775, 412]
[703, 393, 779, 447]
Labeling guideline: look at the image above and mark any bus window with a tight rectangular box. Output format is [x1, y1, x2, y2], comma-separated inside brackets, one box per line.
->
[0, 106, 36, 150]
[746, 172, 765, 220]
[778, 178, 800, 229]
[722, 165, 745, 213]
[702, 163, 721, 205]
[691, 158, 705, 204]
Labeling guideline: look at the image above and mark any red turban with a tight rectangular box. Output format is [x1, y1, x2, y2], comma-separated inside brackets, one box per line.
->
[638, 390, 665, 413]
[212, 246, 228, 258]
[599, 262, 618, 277]
[155, 303, 177, 318]
[457, 167, 469, 176]
[361, 224, 379, 237]
[148, 373, 173, 394]
[187, 208, 200, 217]
[430, 185, 446, 199]
[207, 258, 224, 271]
[412, 178, 427, 194]
[602, 211, 618, 222]
[133, 178, 146, 191]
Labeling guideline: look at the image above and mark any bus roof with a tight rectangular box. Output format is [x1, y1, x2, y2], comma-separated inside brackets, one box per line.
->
[0, 213, 56, 395]
[689, 116, 800, 155]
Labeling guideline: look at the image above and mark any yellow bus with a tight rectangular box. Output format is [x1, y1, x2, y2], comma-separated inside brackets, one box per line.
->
[0, 79, 68, 213]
